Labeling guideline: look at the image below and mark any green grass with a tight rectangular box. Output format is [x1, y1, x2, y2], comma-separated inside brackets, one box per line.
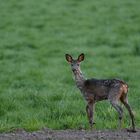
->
[0, 0, 140, 132]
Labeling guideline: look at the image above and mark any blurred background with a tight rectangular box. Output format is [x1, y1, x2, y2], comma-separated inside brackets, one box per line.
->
[0, 0, 140, 131]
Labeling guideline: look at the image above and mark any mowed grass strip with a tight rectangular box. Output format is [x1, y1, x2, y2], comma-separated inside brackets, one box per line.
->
[0, 0, 140, 132]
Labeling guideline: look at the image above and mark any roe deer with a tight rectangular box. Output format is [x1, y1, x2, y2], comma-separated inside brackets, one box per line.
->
[65, 53, 136, 132]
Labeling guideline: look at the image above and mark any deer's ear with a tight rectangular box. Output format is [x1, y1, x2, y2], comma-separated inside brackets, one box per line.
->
[65, 54, 73, 63]
[78, 53, 84, 62]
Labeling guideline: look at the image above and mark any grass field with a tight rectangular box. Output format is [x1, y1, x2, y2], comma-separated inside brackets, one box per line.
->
[0, 0, 140, 132]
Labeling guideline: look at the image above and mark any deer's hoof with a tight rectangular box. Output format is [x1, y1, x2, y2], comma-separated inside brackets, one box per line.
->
[127, 129, 137, 133]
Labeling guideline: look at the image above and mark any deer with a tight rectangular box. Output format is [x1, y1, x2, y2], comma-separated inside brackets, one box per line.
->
[65, 53, 136, 132]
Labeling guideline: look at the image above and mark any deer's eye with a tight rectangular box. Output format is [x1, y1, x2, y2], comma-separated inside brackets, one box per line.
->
[71, 64, 74, 66]
[77, 64, 79, 66]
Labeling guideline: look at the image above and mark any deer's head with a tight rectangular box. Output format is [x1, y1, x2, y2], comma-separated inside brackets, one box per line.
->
[65, 53, 84, 74]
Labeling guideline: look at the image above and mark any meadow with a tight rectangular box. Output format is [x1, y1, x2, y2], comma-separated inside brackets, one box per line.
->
[0, 0, 140, 132]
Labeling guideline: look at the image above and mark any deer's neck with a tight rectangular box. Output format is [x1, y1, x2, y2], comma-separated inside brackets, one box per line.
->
[73, 68, 85, 90]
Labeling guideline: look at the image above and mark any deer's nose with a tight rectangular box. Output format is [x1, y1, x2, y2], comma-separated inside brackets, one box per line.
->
[72, 69, 76, 72]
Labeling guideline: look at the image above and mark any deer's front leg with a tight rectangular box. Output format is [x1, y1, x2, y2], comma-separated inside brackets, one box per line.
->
[86, 100, 95, 129]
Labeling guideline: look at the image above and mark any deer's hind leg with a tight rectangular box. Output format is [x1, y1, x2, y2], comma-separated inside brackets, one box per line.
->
[110, 100, 123, 129]
[108, 91, 123, 129]
[120, 94, 136, 132]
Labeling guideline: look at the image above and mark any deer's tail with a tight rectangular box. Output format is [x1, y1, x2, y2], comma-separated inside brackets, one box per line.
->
[119, 80, 129, 94]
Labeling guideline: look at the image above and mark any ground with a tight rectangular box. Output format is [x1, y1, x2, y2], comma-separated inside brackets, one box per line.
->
[0, 128, 140, 140]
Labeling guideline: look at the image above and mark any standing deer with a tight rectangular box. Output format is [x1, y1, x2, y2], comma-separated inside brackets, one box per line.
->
[65, 53, 136, 132]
